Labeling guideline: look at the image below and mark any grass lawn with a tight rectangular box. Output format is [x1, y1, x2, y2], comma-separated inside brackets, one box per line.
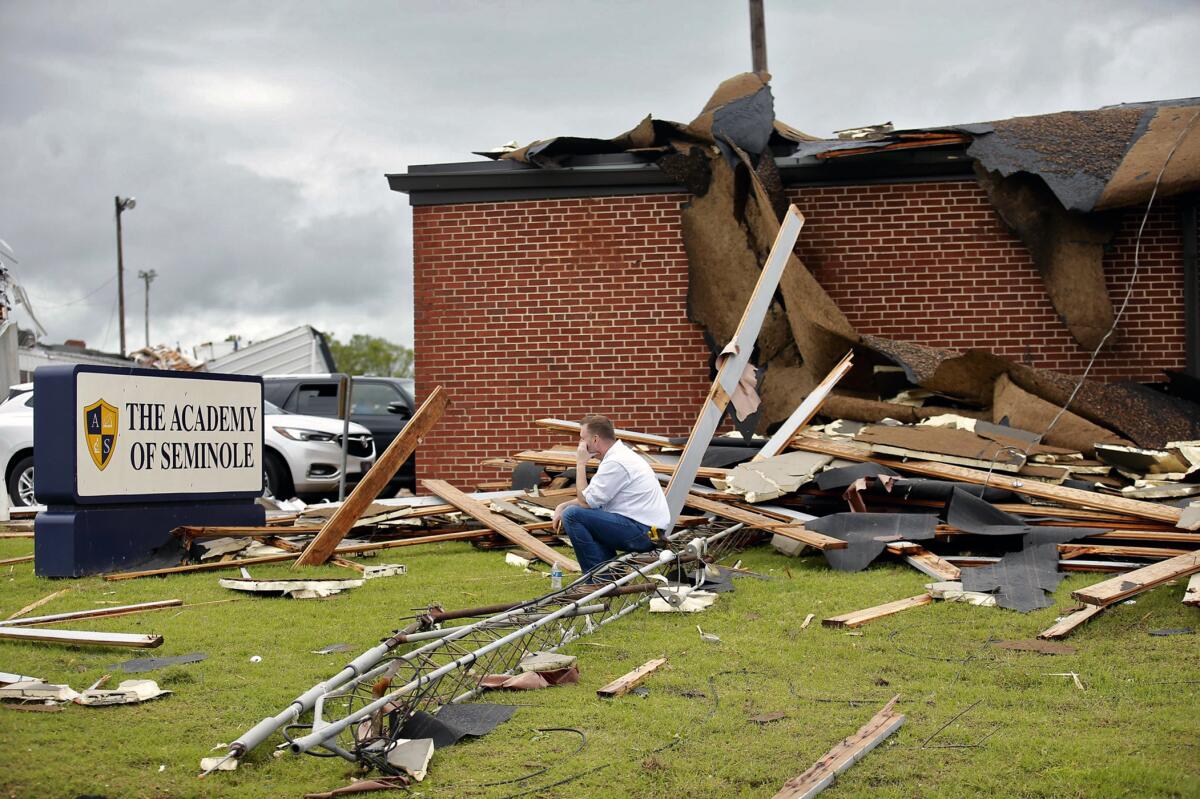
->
[0, 534, 1197, 799]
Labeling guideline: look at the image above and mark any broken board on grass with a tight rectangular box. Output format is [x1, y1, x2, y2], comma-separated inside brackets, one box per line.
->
[219, 576, 364, 599]
[423, 479, 580, 572]
[1071, 551, 1200, 607]
[772, 695, 904, 799]
[0, 627, 163, 648]
[597, 657, 668, 698]
[823, 595, 932, 629]
[683, 494, 845, 550]
[294, 386, 448, 567]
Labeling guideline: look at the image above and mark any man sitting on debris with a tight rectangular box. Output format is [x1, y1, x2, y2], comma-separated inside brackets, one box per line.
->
[552, 414, 672, 573]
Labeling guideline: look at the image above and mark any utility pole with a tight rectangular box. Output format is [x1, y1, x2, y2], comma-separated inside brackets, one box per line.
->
[114, 196, 136, 354]
[749, 0, 768, 73]
[137, 269, 157, 348]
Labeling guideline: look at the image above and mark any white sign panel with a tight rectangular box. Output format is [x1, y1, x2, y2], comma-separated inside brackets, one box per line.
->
[75, 372, 262, 497]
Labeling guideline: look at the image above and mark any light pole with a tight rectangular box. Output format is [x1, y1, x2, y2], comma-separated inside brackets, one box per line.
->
[114, 196, 136, 354]
[137, 269, 157, 347]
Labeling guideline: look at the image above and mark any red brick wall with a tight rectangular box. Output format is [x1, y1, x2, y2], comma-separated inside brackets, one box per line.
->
[411, 195, 708, 486]
[791, 182, 1185, 380]
[412, 181, 1186, 485]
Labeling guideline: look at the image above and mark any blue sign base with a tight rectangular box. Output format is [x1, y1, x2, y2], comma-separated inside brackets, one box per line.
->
[35, 501, 266, 578]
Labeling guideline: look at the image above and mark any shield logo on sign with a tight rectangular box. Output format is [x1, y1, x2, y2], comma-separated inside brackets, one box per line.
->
[83, 399, 119, 471]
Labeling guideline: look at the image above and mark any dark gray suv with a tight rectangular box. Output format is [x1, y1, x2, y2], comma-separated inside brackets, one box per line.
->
[263, 375, 415, 493]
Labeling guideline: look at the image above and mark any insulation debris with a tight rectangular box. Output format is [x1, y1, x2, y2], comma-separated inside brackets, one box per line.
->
[218, 577, 365, 599]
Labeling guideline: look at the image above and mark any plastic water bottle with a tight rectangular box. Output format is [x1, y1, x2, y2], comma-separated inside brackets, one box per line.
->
[550, 563, 563, 590]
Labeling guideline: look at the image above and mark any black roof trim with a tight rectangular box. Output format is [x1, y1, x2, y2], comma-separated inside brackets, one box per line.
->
[387, 146, 976, 206]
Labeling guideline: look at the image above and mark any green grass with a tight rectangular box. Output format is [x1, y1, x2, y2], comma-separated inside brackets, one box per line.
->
[0, 535, 1197, 799]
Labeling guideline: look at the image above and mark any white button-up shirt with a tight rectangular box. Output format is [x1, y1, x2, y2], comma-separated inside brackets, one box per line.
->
[582, 440, 671, 529]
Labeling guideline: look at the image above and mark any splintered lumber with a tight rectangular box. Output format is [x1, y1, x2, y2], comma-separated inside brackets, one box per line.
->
[1184, 574, 1200, 606]
[822, 594, 932, 629]
[662, 206, 807, 533]
[683, 494, 846, 550]
[1057, 544, 1190, 560]
[295, 386, 448, 567]
[597, 657, 668, 698]
[0, 600, 182, 627]
[5, 589, 70, 621]
[757, 351, 853, 460]
[105, 529, 490, 581]
[772, 695, 904, 799]
[423, 479, 580, 572]
[788, 435, 1183, 527]
[1038, 605, 1105, 640]
[514, 450, 729, 480]
[0, 626, 163, 648]
[885, 542, 960, 580]
[1071, 551, 1200, 606]
[536, 419, 671, 448]
[175, 525, 324, 539]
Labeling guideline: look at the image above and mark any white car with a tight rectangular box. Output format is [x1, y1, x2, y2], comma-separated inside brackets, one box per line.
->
[262, 400, 375, 499]
[0, 386, 375, 505]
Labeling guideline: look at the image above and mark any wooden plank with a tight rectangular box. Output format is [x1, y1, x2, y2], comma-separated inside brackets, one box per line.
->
[662, 206, 807, 533]
[788, 435, 1183, 526]
[1057, 544, 1190, 560]
[513, 450, 729, 480]
[1071, 551, 1200, 606]
[0, 626, 163, 648]
[772, 696, 905, 799]
[423, 479, 580, 572]
[175, 525, 325, 539]
[105, 529, 491, 581]
[1184, 574, 1200, 607]
[1038, 605, 1105, 640]
[596, 657, 668, 698]
[536, 419, 671, 448]
[757, 351, 854, 460]
[5, 589, 70, 621]
[295, 386, 448, 567]
[822, 594, 932, 629]
[885, 542, 960, 580]
[0, 555, 33, 566]
[0, 600, 182, 628]
[683, 494, 846, 550]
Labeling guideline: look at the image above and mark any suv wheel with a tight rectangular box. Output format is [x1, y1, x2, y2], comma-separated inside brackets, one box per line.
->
[8, 456, 35, 507]
[263, 451, 293, 501]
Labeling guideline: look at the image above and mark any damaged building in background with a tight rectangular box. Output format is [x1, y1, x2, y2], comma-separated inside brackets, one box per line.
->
[387, 73, 1200, 485]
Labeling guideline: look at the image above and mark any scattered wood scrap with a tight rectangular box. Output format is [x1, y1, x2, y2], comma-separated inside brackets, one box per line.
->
[822, 594, 932, 629]
[771, 695, 904, 799]
[1071, 551, 1200, 606]
[5, 589, 70, 621]
[1185, 574, 1200, 607]
[423, 479, 580, 572]
[885, 542, 960, 580]
[597, 657, 668, 698]
[788, 435, 1183, 526]
[683, 495, 846, 550]
[295, 385, 448, 567]
[0, 600, 182, 627]
[1039, 605, 1105, 640]
[0, 627, 163, 648]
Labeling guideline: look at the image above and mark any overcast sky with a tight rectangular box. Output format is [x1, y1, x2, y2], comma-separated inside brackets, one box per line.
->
[2, 1, 1197, 356]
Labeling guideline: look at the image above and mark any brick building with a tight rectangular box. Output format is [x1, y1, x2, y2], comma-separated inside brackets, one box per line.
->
[390, 138, 1199, 486]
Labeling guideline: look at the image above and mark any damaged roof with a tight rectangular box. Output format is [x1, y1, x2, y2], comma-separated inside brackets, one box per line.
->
[390, 88, 1200, 215]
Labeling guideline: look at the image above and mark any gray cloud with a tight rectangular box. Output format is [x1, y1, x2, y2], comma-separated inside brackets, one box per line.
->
[1, 1, 1197, 355]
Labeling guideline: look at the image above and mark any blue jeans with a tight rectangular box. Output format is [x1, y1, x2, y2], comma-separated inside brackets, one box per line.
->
[560, 505, 656, 573]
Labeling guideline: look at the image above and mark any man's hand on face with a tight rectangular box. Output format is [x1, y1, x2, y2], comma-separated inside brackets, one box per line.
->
[576, 439, 592, 462]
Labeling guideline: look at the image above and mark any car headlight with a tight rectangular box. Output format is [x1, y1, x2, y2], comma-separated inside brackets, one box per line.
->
[273, 426, 336, 443]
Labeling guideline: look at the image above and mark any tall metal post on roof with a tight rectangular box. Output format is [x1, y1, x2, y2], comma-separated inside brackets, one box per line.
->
[749, 0, 767, 73]
[114, 195, 136, 354]
[137, 269, 157, 348]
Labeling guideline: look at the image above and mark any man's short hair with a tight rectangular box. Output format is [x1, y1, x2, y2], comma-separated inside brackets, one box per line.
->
[580, 414, 616, 442]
